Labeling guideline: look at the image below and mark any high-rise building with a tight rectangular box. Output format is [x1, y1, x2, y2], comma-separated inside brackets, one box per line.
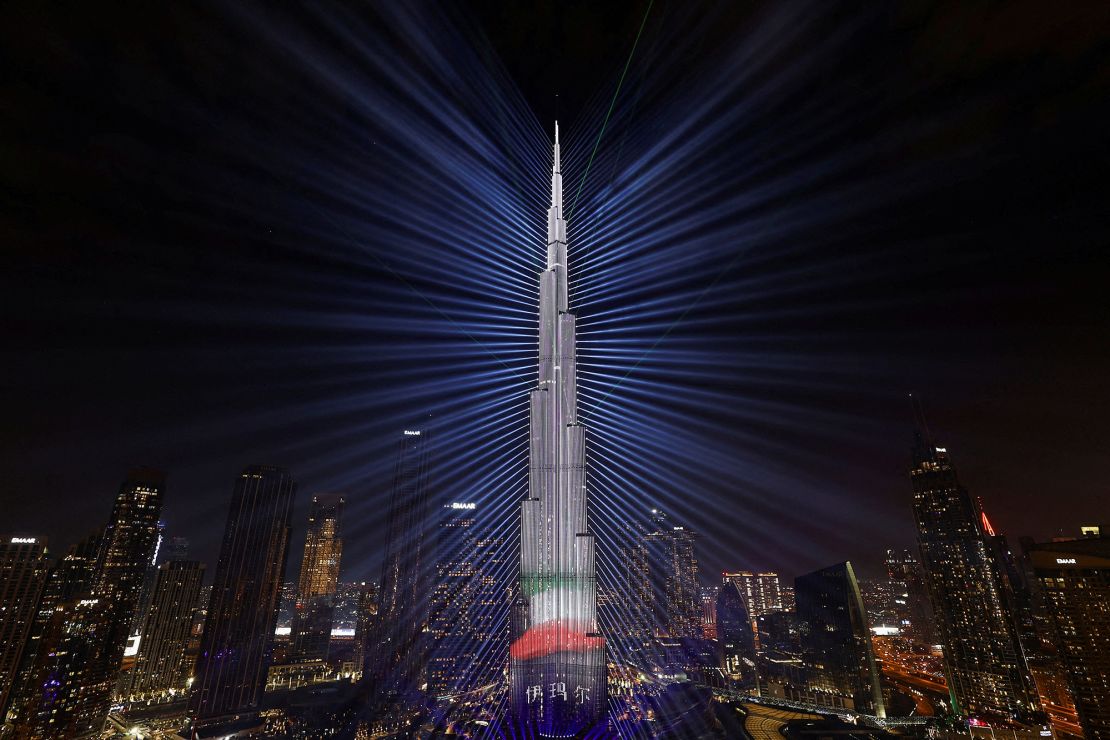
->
[351, 582, 378, 674]
[7, 530, 104, 724]
[1029, 535, 1110, 740]
[428, 502, 507, 698]
[292, 494, 344, 663]
[645, 511, 701, 639]
[511, 124, 606, 736]
[132, 521, 166, 631]
[161, 536, 190, 564]
[129, 560, 205, 699]
[780, 585, 795, 613]
[367, 429, 431, 706]
[722, 571, 783, 618]
[42, 531, 104, 606]
[608, 519, 652, 647]
[700, 586, 719, 639]
[17, 470, 166, 737]
[190, 465, 295, 725]
[910, 439, 1040, 721]
[0, 536, 49, 716]
[716, 581, 756, 686]
[884, 548, 935, 645]
[795, 562, 885, 717]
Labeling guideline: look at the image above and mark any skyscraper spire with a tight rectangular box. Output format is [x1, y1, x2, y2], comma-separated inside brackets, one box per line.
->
[512, 125, 606, 735]
[548, 122, 566, 267]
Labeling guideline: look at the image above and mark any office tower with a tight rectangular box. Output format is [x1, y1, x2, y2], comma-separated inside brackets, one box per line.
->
[351, 582, 378, 673]
[427, 502, 475, 698]
[367, 428, 432, 705]
[428, 502, 508, 698]
[1014, 536, 1080, 724]
[910, 439, 1040, 721]
[755, 609, 800, 656]
[0, 536, 49, 715]
[645, 510, 701, 639]
[780, 585, 795, 612]
[292, 494, 345, 663]
[1030, 535, 1110, 740]
[132, 521, 166, 628]
[129, 560, 205, 699]
[44, 531, 104, 606]
[277, 581, 297, 631]
[716, 581, 756, 686]
[161, 536, 190, 563]
[9, 470, 164, 736]
[700, 586, 719, 639]
[722, 571, 784, 618]
[884, 548, 935, 645]
[52, 470, 166, 736]
[985, 523, 1044, 686]
[795, 562, 885, 717]
[7, 530, 104, 720]
[511, 124, 606, 736]
[190, 465, 295, 725]
[610, 520, 652, 647]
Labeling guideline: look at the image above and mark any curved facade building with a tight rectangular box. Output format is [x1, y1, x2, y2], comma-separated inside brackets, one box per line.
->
[716, 581, 757, 687]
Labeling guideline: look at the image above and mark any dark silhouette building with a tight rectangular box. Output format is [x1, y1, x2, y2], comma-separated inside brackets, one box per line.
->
[292, 494, 345, 663]
[189, 465, 296, 726]
[716, 580, 757, 687]
[909, 439, 1040, 721]
[795, 561, 885, 717]
[1029, 535, 1110, 740]
[129, 560, 205, 699]
[884, 548, 935, 645]
[161, 536, 190, 564]
[350, 582, 378, 674]
[366, 429, 431, 708]
[0, 536, 50, 716]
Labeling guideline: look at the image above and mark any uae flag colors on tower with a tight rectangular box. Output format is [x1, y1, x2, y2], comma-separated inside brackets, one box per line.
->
[510, 123, 607, 737]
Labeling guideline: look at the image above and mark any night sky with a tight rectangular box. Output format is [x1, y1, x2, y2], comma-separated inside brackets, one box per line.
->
[3, 1, 1110, 584]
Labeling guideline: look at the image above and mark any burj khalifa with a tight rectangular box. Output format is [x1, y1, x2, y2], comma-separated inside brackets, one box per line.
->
[510, 124, 607, 737]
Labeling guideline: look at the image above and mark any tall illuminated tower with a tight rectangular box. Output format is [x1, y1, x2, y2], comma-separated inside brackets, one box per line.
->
[910, 438, 1039, 721]
[366, 429, 431, 709]
[292, 494, 345, 662]
[511, 124, 606, 736]
[0, 535, 49, 717]
[190, 465, 295, 726]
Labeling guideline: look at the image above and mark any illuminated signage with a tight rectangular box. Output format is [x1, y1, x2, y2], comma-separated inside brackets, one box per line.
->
[1056, 558, 1077, 565]
[10, 537, 36, 544]
[403, 430, 421, 436]
[450, 502, 476, 510]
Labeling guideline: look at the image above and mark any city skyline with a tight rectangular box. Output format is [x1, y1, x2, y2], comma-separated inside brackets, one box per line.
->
[3, 1, 1110, 737]
[5, 3, 1110, 588]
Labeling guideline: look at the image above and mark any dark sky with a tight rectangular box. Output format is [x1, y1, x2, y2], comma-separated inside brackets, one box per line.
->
[3, 1, 1110, 584]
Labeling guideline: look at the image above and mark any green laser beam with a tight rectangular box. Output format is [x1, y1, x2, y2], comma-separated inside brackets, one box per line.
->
[567, 0, 655, 222]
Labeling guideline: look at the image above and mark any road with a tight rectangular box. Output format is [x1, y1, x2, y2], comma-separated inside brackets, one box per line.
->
[881, 662, 1083, 737]
[742, 704, 821, 740]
